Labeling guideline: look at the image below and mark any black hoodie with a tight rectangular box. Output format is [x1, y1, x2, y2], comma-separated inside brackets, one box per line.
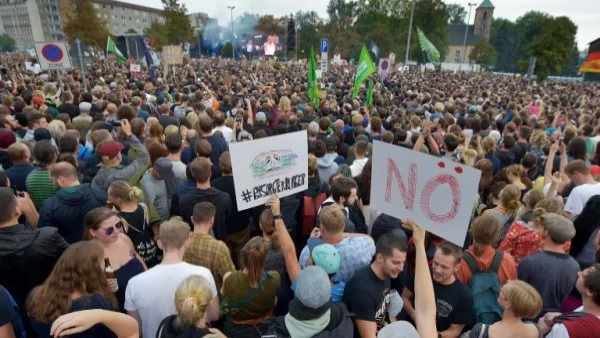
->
[156, 315, 213, 338]
[179, 187, 231, 241]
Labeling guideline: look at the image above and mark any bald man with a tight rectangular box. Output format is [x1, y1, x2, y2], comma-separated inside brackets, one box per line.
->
[37, 162, 107, 243]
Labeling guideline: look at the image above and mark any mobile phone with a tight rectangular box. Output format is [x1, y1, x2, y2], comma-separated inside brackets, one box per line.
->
[559, 137, 564, 145]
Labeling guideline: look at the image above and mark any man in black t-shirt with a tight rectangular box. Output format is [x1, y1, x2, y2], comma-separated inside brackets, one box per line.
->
[343, 233, 407, 338]
[401, 241, 474, 338]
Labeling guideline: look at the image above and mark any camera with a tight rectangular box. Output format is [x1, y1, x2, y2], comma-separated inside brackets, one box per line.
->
[109, 120, 122, 127]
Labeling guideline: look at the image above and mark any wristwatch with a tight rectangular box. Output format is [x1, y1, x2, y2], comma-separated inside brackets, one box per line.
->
[272, 214, 282, 220]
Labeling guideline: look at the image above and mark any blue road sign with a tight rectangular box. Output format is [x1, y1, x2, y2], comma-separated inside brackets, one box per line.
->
[321, 39, 328, 53]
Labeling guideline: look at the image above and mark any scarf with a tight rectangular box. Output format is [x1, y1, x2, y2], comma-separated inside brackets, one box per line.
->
[284, 309, 331, 338]
[288, 297, 331, 321]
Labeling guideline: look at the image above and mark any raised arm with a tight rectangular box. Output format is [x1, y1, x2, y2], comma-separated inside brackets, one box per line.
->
[266, 195, 301, 282]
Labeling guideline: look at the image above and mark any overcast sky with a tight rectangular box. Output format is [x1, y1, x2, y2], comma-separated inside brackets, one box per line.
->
[127, 0, 599, 50]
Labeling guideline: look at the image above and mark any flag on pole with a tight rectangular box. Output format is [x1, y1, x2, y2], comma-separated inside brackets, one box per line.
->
[417, 28, 440, 65]
[141, 38, 155, 81]
[308, 46, 320, 108]
[353, 44, 376, 98]
[366, 79, 374, 105]
[106, 36, 127, 62]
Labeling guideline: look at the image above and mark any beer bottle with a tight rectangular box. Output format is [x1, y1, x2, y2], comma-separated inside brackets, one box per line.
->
[104, 257, 118, 292]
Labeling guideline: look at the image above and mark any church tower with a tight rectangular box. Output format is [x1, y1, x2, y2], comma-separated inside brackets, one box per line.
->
[473, 0, 494, 40]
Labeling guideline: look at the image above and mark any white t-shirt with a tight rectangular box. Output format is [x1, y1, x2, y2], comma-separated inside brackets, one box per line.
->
[213, 125, 234, 143]
[125, 262, 217, 338]
[171, 160, 187, 181]
[564, 183, 600, 218]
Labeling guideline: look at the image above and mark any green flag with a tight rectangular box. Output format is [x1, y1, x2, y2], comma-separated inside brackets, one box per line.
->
[366, 79, 374, 105]
[106, 36, 127, 62]
[417, 28, 440, 65]
[308, 46, 319, 108]
[353, 44, 376, 98]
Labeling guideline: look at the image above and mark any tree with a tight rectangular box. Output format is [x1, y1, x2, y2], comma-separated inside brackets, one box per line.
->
[254, 15, 285, 35]
[295, 11, 324, 58]
[469, 38, 497, 68]
[513, 11, 551, 72]
[0, 34, 16, 52]
[489, 18, 517, 72]
[527, 16, 577, 79]
[402, 0, 449, 64]
[189, 12, 209, 29]
[161, 0, 195, 44]
[126, 28, 138, 34]
[446, 3, 467, 24]
[63, 0, 109, 48]
[327, 0, 358, 30]
[144, 21, 169, 49]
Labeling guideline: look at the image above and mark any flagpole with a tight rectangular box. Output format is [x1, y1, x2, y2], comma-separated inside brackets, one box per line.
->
[404, 0, 415, 66]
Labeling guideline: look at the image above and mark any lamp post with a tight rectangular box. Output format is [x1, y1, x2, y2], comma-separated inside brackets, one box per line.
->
[460, 2, 477, 70]
[404, 0, 415, 67]
[227, 5, 235, 59]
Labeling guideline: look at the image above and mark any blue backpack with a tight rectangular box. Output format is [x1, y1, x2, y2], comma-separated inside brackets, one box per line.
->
[463, 250, 504, 325]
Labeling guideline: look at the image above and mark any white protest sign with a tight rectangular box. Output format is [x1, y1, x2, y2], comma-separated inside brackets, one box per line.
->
[34, 42, 72, 70]
[370, 141, 481, 246]
[130, 64, 141, 72]
[229, 130, 308, 210]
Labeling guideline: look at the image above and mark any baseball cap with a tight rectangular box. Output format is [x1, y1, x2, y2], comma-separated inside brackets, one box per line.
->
[0, 130, 16, 149]
[377, 321, 420, 338]
[32, 96, 44, 106]
[311, 243, 341, 275]
[33, 128, 52, 142]
[255, 111, 267, 122]
[545, 127, 557, 135]
[590, 165, 600, 176]
[294, 266, 331, 309]
[98, 141, 124, 159]
[79, 102, 92, 113]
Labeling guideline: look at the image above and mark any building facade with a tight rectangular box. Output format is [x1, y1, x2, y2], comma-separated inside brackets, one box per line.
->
[0, 0, 64, 51]
[444, 0, 494, 63]
[91, 0, 163, 35]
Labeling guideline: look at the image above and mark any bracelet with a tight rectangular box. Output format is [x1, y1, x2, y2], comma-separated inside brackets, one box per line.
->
[272, 214, 282, 220]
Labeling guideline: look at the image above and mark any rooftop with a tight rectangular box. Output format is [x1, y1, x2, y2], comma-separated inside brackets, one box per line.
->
[448, 24, 481, 46]
[478, 0, 495, 9]
[92, 0, 162, 14]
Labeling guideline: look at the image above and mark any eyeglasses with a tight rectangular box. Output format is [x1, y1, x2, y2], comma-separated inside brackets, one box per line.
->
[104, 220, 123, 236]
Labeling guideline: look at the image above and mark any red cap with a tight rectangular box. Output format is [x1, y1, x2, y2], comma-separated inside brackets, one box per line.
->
[32, 96, 44, 106]
[98, 141, 124, 159]
[591, 165, 600, 176]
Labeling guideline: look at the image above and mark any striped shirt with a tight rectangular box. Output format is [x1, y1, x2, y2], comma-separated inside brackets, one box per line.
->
[26, 168, 57, 209]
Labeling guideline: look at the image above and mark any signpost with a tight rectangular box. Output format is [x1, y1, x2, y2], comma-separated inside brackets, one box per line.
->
[34, 42, 72, 70]
[320, 38, 328, 75]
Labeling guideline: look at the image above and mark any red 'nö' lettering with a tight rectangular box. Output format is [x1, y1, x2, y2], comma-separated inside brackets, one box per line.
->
[420, 174, 461, 223]
[385, 158, 417, 211]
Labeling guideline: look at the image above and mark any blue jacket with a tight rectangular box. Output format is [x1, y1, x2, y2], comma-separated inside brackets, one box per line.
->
[37, 184, 107, 243]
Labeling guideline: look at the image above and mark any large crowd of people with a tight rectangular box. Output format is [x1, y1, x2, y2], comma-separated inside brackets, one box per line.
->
[0, 51, 600, 338]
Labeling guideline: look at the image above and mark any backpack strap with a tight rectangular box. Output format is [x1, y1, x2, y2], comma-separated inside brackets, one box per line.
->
[463, 251, 480, 274]
[488, 250, 504, 273]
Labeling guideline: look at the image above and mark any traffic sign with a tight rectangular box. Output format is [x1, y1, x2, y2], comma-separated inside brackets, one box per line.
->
[34, 42, 72, 70]
[321, 39, 328, 53]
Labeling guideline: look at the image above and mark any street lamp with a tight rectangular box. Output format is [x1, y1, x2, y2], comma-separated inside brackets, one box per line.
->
[460, 2, 477, 70]
[227, 5, 235, 59]
[404, 0, 415, 66]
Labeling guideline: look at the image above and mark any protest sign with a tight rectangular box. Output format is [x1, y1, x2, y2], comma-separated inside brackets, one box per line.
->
[130, 64, 141, 72]
[162, 45, 183, 65]
[229, 131, 308, 210]
[370, 141, 481, 246]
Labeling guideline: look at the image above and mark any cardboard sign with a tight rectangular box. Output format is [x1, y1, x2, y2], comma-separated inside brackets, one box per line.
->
[162, 45, 183, 65]
[370, 141, 481, 246]
[34, 42, 72, 70]
[130, 64, 141, 72]
[229, 131, 308, 210]
[222, 75, 233, 87]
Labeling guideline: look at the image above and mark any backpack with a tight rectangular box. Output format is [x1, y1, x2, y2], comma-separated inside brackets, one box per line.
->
[463, 250, 504, 325]
[302, 192, 327, 236]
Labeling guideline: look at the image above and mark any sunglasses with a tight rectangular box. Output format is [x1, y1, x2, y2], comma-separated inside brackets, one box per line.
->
[104, 220, 123, 236]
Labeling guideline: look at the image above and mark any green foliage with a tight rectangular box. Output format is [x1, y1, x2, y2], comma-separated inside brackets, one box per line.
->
[254, 15, 285, 35]
[295, 11, 324, 59]
[327, 0, 358, 30]
[469, 39, 497, 68]
[513, 11, 551, 71]
[144, 21, 169, 49]
[189, 12, 209, 29]
[126, 28, 138, 34]
[0, 33, 16, 52]
[63, 0, 109, 48]
[527, 16, 577, 79]
[489, 18, 517, 72]
[161, 0, 195, 44]
[446, 3, 467, 24]
[220, 42, 234, 58]
[402, 0, 449, 64]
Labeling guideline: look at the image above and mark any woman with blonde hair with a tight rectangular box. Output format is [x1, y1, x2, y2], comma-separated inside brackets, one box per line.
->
[484, 184, 522, 244]
[47, 119, 66, 146]
[164, 124, 179, 137]
[108, 180, 159, 267]
[278, 96, 292, 115]
[462, 148, 478, 167]
[498, 197, 569, 263]
[505, 164, 530, 191]
[482, 136, 501, 174]
[27, 241, 119, 337]
[221, 236, 280, 337]
[84, 207, 146, 311]
[156, 275, 226, 337]
[469, 280, 543, 338]
[455, 215, 517, 286]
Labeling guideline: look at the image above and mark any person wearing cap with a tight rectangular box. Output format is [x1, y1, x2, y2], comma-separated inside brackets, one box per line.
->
[72, 102, 93, 142]
[249, 111, 273, 137]
[402, 241, 474, 338]
[518, 213, 579, 315]
[37, 162, 107, 243]
[91, 119, 150, 191]
[0, 129, 16, 170]
[563, 160, 600, 220]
